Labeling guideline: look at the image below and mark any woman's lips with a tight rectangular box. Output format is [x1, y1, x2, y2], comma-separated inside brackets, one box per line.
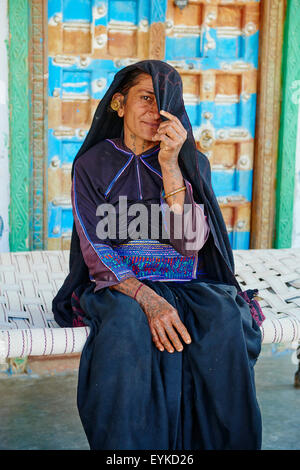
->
[142, 122, 159, 130]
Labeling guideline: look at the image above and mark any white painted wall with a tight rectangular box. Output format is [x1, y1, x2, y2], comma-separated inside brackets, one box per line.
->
[292, 104, 300, 248]
[0, 0, 10, 252]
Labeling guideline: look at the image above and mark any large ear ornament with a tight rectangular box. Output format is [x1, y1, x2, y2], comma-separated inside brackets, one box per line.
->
[110, 99, 120, 112]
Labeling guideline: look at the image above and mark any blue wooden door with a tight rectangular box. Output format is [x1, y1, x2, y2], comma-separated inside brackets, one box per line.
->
[47, 0, 260, 250]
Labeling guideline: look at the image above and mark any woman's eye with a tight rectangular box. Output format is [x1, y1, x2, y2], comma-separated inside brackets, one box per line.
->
[142, 95, 151, 101]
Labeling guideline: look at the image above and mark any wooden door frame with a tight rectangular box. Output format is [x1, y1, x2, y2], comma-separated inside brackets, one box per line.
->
[250, 0, 286, 248]
[8, 0, 291, 251]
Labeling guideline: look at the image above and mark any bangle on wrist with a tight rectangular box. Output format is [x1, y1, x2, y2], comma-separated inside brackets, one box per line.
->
[133, 284, 144, 301]
[163, 185, 186, 200]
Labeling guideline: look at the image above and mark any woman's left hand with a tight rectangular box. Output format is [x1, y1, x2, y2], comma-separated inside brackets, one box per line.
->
[153, 110, 187, 165]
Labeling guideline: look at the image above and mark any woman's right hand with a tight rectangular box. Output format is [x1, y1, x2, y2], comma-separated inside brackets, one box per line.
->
[136, 287, 192, 353]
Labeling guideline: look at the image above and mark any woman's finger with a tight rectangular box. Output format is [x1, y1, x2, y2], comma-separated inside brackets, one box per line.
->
[172, 317, 192, 345]
[160, 110, 185, 131]
[150, 325, 165, 352]
[154, 323, 175, 353]
[163, 321, 184, 352]
[157, 119, 186, 138]
[154, 133, 175, 148]
[156, 124, 181, 142]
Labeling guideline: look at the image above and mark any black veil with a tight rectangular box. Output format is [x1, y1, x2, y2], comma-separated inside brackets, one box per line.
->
[53, 60, 242, 327]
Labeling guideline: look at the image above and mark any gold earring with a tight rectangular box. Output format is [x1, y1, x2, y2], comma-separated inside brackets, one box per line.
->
[110, 99, 120, 112]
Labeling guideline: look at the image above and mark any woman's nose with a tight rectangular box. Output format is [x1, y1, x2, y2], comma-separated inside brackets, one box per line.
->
[149, 102, 160, 120]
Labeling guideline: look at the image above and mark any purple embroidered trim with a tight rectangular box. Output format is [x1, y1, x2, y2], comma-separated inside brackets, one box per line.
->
[140, 158, 162, 179]
[135, 156, 143, 199]
[104, 154, 134, 197]
[71, 291, 87, 327]
[141, 147, 160, 157]
[106, 138, 133, 156]
[237, 288, 266, 327]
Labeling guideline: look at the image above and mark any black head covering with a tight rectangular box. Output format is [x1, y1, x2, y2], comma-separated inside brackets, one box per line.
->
[53, 60, 242, 327]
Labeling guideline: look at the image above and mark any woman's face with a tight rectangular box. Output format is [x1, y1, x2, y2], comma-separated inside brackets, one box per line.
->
[113, 73, 162, 151]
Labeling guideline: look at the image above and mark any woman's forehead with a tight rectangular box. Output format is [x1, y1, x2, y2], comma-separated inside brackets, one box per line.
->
[133, 74, 153, 89]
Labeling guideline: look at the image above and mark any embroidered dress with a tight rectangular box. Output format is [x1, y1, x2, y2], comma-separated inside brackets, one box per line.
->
[72, 137, 210, 291]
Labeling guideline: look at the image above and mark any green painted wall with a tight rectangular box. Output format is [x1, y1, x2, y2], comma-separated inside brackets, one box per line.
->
[8, 0, 30, 251]
[275, 0, 300, 248]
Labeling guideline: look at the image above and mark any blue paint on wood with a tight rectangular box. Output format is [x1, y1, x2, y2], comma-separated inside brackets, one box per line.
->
[240, 93, 257, 138]
[94, 0, 109, 26]
[198, 101, 215, 123]
[166, 29, 248, 61]
[216, 36, 242, 60]
[48, 0, 61, 19]
[61, 207, 73, 232]
[201, 28, 217, 59]
[184, 104, 199, 126]
[165, 36, 200, 61]
[48, 131, 61, 166]
[166, 46, 259, 66]
[48, 130, 85, 166]
[48, 59, 62, 97]
[211, 170, 253, 202]
[94, 0, 152, 27]
[214, 103, 239, 128]
[63, 0, 92, 22]
[242, 31, 259, 68]
[62, 142, 83, 164]
[109, 0, 138, 23]
[138, 0, 151, 22]
[185, 98, 257, 138]
[48, 58, 120, 100]
[48, 203, 73, 238]
[150, 0, 167, 23]
[235, 170, 253, 201]
[62, 70, 91, 95]
[48, 203, 61, 237]
[228, 230, 250, 250]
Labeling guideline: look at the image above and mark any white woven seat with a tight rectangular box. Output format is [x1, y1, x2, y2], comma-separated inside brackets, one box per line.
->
[0, 248, 300, 359]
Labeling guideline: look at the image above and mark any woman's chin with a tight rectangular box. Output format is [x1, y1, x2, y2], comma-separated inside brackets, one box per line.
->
[139, 132, 158, 145]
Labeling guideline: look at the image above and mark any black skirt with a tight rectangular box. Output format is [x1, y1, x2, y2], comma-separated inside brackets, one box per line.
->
[75, 277, 262, 450]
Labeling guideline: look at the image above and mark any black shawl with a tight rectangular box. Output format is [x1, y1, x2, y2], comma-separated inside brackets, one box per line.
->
[52, 60, 249, 328]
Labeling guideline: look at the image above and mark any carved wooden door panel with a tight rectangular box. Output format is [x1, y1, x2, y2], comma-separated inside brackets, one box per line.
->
[47, 0, 260, 250]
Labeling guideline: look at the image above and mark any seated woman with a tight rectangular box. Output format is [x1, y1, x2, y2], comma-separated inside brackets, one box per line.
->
[52, 60, 265, 451]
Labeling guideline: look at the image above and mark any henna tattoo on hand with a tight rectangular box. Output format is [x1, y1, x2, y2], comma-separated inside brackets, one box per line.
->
[110, 278, 192, 353]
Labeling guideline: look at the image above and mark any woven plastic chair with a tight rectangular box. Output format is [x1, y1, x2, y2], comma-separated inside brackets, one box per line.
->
[0, 249, 300, 363]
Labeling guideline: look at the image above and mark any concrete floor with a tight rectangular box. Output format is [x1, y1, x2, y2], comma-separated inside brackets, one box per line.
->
[0, 345, 299, 450]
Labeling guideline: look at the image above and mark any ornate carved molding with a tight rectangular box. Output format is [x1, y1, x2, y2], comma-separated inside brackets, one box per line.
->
[251, 0, 286, 248]
[149, 22, 166, 60]
[275, 0, 300, 248]
[8, 0, 30, 251]
[29, 0, 48, 250]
